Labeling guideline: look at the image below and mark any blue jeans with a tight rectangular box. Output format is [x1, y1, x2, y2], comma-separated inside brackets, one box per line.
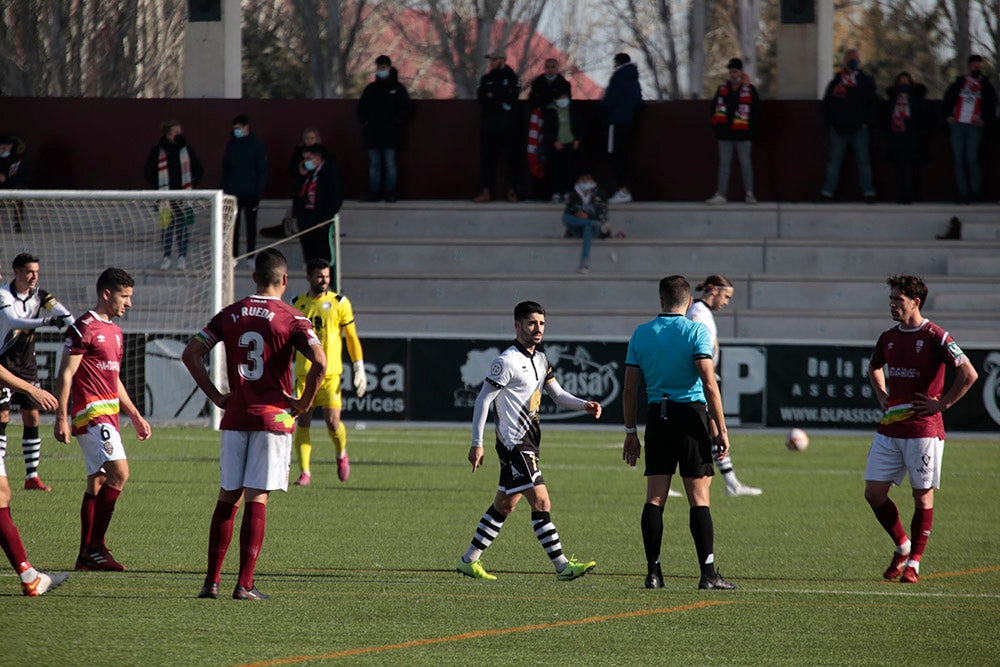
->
[563, 213, 599, 264]
[161, 205, 190, 258]
[368, 148, 397, 194]
[821, 127, 875, 197]
[949, 123, 982, 202]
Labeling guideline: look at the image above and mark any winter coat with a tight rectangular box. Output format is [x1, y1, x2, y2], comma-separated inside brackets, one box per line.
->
[822, 69, 878, 134]
[540, 103, 583, 159]
[0, 138, 28, 189]
[527, 73, 571, 109]
[221, 132, 268, 197]
[600, 62, 642, 126]
[357, 68, 413, 149]
[708, 80, 760, 141]
[292, 159, 344, 230]
[477, 65, 521, 133]
[884, 84, 928, 163]
[943, 75, 997, 125]
[143, 137, 204, 189]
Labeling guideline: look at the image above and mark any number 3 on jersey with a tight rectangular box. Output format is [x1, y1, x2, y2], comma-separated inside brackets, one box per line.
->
[238, 331, 265, 381]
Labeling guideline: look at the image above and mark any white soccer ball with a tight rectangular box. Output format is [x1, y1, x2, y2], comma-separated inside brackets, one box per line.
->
[786, 428, 809, 451]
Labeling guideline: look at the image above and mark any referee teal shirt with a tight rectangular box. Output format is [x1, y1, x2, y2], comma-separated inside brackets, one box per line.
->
[625, 313, 713, 403]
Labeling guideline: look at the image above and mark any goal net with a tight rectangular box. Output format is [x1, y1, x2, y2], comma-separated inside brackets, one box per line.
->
[0, 190, 236, 425]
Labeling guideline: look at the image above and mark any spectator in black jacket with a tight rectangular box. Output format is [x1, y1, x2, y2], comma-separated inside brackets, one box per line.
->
[358, 55, 412, 203]
[474, 52, 522, 203]
[143, 120, 205, 269]
[293, 144, 344, 266]
[819, 49, 878, 202]
[540, 87, 582, 202]
[0, 134, 29, 232]
[600, 53, 643, 204]
[943, 55, 997, 204]
[885, 73, 929, 204]
[527, 58, 571, 109]
[706, 58, 759, 205]
[222, 114, 268, 261]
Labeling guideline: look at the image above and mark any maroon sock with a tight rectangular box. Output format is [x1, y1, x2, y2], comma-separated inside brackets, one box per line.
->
[88, 485, 122, 549]
[205, 500, 238, 586]
[0, 507, 29, 572]
[872, 499, 909, 546]
[80, 493, 97, 554]
[909, 507, 934, 561]
[237, 501, 267, 590]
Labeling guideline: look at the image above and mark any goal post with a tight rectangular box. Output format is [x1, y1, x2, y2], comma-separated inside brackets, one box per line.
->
[0, 189, 237, 426]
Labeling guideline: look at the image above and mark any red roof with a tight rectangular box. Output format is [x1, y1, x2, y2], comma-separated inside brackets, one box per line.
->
[356, 8, 603, 99]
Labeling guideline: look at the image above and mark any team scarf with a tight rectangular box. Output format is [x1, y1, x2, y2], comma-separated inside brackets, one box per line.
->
[157, 145, 193, 190]
[891, 92, 910, 133]
[711, 81, 753, 131]
[831, 69, 858, 98]
[300, 162, 322, 210]
[952, 75, 983, 123]
[157, 144, 192, 227]
[526, 107, 545, 178]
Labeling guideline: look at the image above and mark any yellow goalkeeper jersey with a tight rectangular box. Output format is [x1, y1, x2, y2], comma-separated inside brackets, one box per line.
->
[291, 290, 356, 378]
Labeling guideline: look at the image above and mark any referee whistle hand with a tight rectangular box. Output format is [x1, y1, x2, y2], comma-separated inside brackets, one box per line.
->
[714, 435, 731, 461]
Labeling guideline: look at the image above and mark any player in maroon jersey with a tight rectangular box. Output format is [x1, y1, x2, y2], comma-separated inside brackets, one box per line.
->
[54, 268, 152, 572]
[864, 275, 978, 583]
[183, 248, 326, 601]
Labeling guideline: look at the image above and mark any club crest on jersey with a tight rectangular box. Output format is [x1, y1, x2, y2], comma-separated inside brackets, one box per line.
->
[491, 360, 503, 376]
[322, 302, 332, 310]
[915, 340, 924, 354]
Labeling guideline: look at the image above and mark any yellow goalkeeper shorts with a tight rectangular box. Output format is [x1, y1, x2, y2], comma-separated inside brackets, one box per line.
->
[295, 375, 342, 410]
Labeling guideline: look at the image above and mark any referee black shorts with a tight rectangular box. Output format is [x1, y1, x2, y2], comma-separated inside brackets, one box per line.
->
[643, 401, 715, 479]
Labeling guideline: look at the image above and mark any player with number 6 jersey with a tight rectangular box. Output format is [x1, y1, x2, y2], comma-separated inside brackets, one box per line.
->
[54, 268, 151, 573]
[183, 249, 325, 601]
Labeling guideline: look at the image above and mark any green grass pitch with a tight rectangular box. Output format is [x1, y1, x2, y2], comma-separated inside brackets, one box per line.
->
[1, 425, 998, 666]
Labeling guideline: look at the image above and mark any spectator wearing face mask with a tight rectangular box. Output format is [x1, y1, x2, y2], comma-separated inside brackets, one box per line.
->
[222, 114, 268, 262]
[884, 72, 928, 204]
[144, 120, 204, 270]
[357, 55, 412, 203]
[540, 87, 582, 203]
[562, 173, 609, 274]
[705, 58, 759, 205]
[819, 49, 878, 202]
[943, 55, 997, 204]
[0, 134, 29, 232]
[528, 58, 571, 109]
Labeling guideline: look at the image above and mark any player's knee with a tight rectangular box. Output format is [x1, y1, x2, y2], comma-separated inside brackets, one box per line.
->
[864, 487, 887, 507]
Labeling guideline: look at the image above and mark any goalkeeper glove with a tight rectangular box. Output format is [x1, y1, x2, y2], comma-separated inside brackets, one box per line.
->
[44, 315, 68, 328]
[353, 360, 367, 398]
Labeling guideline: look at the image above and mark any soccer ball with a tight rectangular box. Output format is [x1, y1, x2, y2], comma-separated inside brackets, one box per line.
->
[786, 428, 809, 451]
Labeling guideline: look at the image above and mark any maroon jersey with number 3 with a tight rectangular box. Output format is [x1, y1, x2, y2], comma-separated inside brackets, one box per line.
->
[196, 295, 319, 433]
[870, 319, 968, 439]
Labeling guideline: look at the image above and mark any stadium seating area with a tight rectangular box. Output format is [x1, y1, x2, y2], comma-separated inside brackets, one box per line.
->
[256, 200, 1000, 344]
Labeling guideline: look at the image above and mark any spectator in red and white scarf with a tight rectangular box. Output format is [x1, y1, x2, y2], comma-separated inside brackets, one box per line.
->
[292, 144, 343, 266]
[884, 72, 928, 204]
[943, 55, 997, 204]
[819, 48, 878, 202]
[706, 58, 759, 205]
[143, 120, 203, 270]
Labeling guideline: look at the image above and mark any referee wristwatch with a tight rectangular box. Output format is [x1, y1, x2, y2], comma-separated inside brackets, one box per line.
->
[624, 426, 637, 434]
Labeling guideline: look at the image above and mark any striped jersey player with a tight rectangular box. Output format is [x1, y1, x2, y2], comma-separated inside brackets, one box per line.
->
[455, 300, 601, 582]
[0, 253, 75, 491]
[864, 275, 978, 584]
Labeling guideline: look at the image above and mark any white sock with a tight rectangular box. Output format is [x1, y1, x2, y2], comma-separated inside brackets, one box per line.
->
[896, 539, 912, 555]
[19, 566, 39, 583]
[553, 555, 569, 572]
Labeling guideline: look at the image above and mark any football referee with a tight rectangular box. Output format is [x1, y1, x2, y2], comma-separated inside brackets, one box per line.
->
[622, 275, 736, 590]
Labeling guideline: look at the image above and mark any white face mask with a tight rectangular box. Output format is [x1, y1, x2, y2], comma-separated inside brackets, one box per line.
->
[0, 151, 9, 159]
[578, 181, 595, 191]
[555, 98, 570, 108]
[233, 128, 245, 139]
[303, 160, 316, 171]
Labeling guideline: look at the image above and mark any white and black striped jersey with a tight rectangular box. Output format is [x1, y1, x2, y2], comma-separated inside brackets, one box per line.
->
[0, 284, 74, 377]
[481, 342, 554, 449]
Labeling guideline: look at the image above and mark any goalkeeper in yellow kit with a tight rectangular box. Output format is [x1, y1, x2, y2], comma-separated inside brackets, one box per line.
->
[291, 258, 367, 485]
